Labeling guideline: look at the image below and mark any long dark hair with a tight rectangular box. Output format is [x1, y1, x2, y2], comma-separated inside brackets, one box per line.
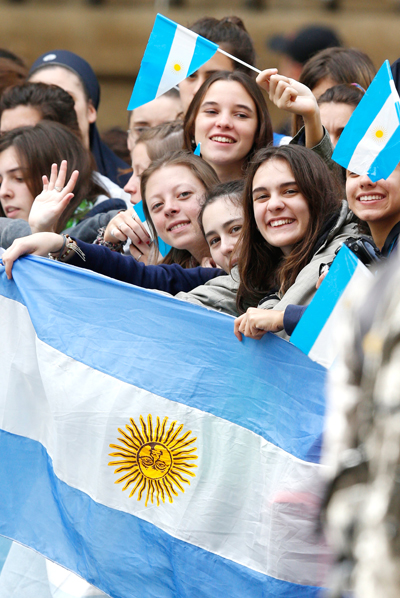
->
[141, 150, 219, 267]
[236, 145, 341, 313]
[0, 121, 108, 231]
[183, 71, 273, 174]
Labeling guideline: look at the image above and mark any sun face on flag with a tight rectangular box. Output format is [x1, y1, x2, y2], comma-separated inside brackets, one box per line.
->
[171, 61, 183, 73]
[109, 414, 198, 506]
[371, 126, 388, 144]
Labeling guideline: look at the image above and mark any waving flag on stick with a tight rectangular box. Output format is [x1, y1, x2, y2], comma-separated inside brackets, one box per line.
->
[332, 60, 400, 181]
[128, 14, 260, 111]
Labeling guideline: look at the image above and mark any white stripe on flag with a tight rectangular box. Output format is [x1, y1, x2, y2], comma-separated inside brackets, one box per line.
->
[348, 82, 400, 174]
[0, 295, 330, 588]
[308, 260, 371, 368]
[156, 25, 197, 97]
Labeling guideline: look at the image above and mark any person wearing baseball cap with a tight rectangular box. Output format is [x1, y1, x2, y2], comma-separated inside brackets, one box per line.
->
[267, 25, 342, 81]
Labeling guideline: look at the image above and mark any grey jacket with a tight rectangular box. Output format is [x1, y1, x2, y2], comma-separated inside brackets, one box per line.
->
[290, 125, 334, 167]
[174, 266, 240, 316]
[259, 201, 359, 339]
[175, 202, 359, 326]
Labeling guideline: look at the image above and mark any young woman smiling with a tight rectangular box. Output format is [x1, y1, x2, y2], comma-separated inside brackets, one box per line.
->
[346, 165, 400, 256]
[100, 121, 184, 265]
[233, 145, 358, 340]
[183, 71, 273, 183]
[141, 151, 219, 267]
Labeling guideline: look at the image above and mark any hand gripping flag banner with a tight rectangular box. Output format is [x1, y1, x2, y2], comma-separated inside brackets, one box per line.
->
[291, 245, 371, 368]
[132, 200, 171, 257]
[332, 60, 400, 181]
[0, 255, 331, 597]
[128, 14, 218, 110]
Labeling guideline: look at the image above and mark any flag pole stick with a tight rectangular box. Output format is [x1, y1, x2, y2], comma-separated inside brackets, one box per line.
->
[217, 48, 261, 75]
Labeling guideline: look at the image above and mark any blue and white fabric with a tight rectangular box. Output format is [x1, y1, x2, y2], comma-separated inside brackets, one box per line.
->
[0, 255, 331, 597]
[128, 14, 218, 110]
[332, 60, 400, 181]
[291, 245, 371, 368]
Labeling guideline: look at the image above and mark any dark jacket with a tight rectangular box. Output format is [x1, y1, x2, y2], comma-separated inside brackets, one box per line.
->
[69, 239, 224, 294]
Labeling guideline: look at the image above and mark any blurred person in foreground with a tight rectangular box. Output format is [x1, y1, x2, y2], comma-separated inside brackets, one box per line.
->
[322, 251, 400, 597]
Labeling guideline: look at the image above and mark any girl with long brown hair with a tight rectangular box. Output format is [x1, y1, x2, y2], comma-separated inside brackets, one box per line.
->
[234, 144, 358, 340]
[183, 71, 273, 183]
[0, 121, 108, 233]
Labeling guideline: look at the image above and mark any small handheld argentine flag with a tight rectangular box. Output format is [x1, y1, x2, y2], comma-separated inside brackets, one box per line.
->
[332, 60, 400, 181]
[291, 245, 371, 368]
[128, 14, 218, 110]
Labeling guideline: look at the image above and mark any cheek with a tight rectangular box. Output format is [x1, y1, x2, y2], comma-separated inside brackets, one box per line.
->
[253, 204, 264, 230]
[241, 121, 257, 145]
[22, 194, 35, 212]
[194, 118, 205, 141]
[187, 198, 202, 223]
[345, 181, 357, 207]
[151, 213, 164, 235]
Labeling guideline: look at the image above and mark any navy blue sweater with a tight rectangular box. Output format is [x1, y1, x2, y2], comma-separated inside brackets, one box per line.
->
[69, 239, 224, 295]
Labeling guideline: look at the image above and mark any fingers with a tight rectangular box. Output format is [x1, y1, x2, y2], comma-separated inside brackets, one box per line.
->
[268, 74, 291, 98]
[2, 239, 32, 279]
[54, 160, 68, 191]
[108, 226, 128, 243]
[129, 245, 144, 262]
[269, 77, 298, 108]
[233, 315, 244, 342]
[255, 68, 278, 92]
[45, 161, 79, 195]
[63, 169, 79, 195]
[121, 216, 151, 247]
[106, 211, 151, 247]
[316, 269, 328, 289]
[48, 163, 59, 189]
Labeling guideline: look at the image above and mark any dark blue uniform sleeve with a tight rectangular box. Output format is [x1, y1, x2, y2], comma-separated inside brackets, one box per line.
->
[283, 304, 307, 336]
[69, 239, 224, 295]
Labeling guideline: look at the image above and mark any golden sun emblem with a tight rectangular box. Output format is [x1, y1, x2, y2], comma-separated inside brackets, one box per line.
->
[372, 127, 387, 143]
[172, 62, 182, 72]
[109, 415, 198, 507]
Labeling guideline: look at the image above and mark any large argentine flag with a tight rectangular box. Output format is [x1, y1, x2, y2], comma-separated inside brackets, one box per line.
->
[0, 255, 331, 597]
[332, 60, 400, 181]
[128, 14, 218, 110]
[291, 245, 371, 368]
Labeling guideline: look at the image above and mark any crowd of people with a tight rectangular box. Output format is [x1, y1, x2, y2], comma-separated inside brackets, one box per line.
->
[1, 15, 400, 597]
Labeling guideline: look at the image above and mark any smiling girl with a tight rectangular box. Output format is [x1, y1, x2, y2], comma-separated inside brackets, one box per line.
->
[346, 165, 400, 255]
[184, 71, 273, 182]
[234, 145, 358, 340]
[141, 151, 219, 267]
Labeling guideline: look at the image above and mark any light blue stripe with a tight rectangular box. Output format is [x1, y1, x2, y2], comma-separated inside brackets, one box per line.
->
[0, 536, 12, 573]
[291, 245, 359, 355]
[187, 35, 218, 76]
[0, 429, 322, 598]
[0, 257, 326, 463]
[133, 200, 171, 256]
[128, 14, 177, 110]
[367, 122, 400, 181]
[333, 60, 393, 168]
